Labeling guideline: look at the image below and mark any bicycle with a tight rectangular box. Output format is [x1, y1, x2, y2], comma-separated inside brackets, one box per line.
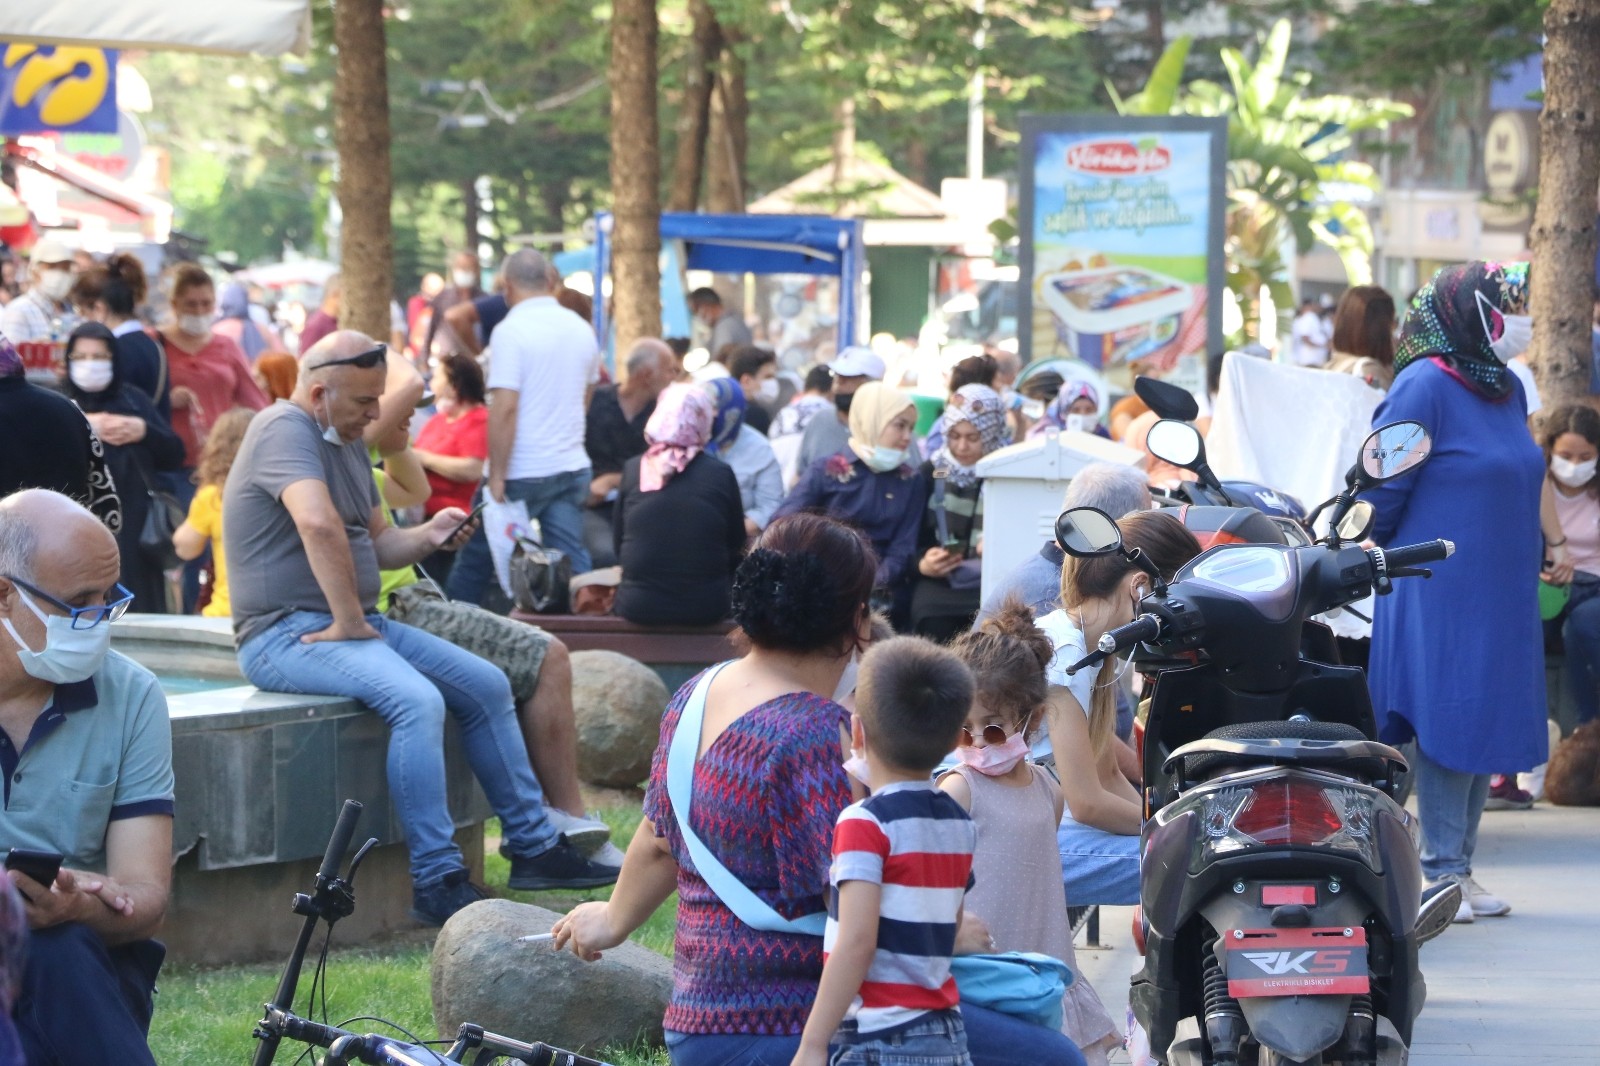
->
[251, 799, 614, 1066]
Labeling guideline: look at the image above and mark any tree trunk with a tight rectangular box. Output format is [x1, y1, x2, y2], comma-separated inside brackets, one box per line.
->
[666, 0, 721, 213]
[332, 0, 394, 340]
[831, 95, 857, 198]
[460, 178, 480, 259]
[609, 0, 663, 353]
[1529, 0, 1600, 407]
[704, 35, 747, 214]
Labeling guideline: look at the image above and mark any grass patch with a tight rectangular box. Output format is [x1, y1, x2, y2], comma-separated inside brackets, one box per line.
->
[151, 803, 674, 1065]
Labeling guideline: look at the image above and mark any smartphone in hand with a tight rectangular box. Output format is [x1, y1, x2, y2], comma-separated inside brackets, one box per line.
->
[5, 847, 64, 887]
[446, 499, 489, 543]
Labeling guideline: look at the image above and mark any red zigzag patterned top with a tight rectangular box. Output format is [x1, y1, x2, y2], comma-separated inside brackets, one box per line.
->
[644, 672, 853, 1035]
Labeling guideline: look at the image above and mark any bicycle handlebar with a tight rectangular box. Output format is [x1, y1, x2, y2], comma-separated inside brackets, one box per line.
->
[319, 799, 364, 882]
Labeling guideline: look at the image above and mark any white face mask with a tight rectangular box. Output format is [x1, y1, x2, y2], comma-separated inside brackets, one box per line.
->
[319, 390, 345, 446]
[1551, 455, 1597, 488]
[832, 652, 859, 704]
[841, 746, 871, 786]
[2, 585, 114, 684]
[37, 269, 73, 303]
[1065, 413, 1091, 434]
[756, 377, 780, 403]
[863, 446, 906, 473]
[69, 359, 114, 393]
[1476, 290, 1532, 363]
[177, 313, 211, 337]
[452, 269, 478, 289]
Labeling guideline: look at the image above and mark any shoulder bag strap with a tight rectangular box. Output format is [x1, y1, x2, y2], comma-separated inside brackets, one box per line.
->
[667, 662, 828, 936]
[153, 329, 170, 402]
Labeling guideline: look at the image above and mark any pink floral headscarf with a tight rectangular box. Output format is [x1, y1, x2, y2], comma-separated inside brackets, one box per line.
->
[0, 329, 22, 379]
[640, 382, 716, 492]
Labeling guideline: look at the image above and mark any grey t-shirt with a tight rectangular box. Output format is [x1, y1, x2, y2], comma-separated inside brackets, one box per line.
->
[709, 311, 753, 358]
[224, 401, 381, 648]
[796, 411, 851, 474]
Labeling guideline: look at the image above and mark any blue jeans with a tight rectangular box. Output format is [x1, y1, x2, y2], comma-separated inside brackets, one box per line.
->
[237, 611, 558, 886]
[833, 1010, 970, 1066]
[663, 1006, 1083, 1066]
[1562, 574, 1600, 726]
[15, 924, 162, 1066]
[1411, 742, 1491, 882]
[1058, 808, 1141, 906]
[445, 469, 593, 605]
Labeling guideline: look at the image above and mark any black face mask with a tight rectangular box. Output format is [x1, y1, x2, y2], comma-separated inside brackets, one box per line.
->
[835, 392, 855, 416]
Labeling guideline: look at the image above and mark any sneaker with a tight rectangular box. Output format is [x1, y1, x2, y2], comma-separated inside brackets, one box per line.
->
[543, 808, 612, 855]
[504, 840, 621, 892]
[1517, 764, 1548, 803]
[1430, 876, 1474, 924]
[1463, 875, 1511, 917]
[590, 841, 625, 868]
[1484, 775, 1535, 810]
[411, 868, 489, 927]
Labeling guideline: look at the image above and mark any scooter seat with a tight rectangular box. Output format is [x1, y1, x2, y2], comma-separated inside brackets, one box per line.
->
[1179, 720, 1396, 783]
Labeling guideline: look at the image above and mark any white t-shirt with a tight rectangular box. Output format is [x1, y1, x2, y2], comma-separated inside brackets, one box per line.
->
[1031, 608, 1099, 763]
[486, 295, 601, 479]
[1290, 310, 1330, 367]
[1507, 358, 1542, 416]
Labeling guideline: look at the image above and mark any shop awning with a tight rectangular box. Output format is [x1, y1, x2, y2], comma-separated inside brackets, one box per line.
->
[0, 0, 311, 56]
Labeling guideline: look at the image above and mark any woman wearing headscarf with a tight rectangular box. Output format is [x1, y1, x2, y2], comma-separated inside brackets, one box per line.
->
[774, 381, 929, 598]
[704, 378, 784, 538]
[211, 281, 281, 362]
[909, 384, 1007, 639]
[614, 382, 747, 626]
[59, 322, 185, 611]
[1362, 261, 1548, 924]
[1029, 379, 1111, 439]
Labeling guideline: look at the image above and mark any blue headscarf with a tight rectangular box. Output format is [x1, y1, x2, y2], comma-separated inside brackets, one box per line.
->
[704, 377, 747, 455]
[219, 282, 268, 360]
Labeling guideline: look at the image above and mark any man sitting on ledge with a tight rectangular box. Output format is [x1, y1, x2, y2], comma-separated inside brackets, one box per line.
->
[0, 489, 172, 1066]
[224, 331, 617, 926]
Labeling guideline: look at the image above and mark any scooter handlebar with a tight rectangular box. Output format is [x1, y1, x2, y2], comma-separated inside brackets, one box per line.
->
[1099, 613, 1165, 655]
[1377, 539, 1455, 571]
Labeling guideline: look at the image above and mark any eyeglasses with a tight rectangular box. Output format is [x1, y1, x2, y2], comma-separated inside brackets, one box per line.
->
[308, 343, 387, 371]
[4, 576, 134, 630]
[958, 723, 1021, 748]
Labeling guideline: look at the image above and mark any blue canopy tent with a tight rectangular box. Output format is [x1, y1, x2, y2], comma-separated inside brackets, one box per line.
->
[592, 211, 867, 356]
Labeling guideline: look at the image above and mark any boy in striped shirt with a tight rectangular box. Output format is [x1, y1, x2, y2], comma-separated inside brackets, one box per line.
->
[794, 637, 978, 1066]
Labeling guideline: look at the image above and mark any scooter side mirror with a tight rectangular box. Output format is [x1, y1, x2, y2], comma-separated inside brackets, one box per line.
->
[1336, 500, 1377, 543]
[1359, 421, 1432, 484]
[1134, 375, 1201, 422]
[1146, 419, 1204, 469]
[1055, 506, 1123, 558]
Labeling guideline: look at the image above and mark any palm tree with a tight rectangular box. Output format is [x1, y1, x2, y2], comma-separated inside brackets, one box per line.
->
[1116, 20, 1411, 343]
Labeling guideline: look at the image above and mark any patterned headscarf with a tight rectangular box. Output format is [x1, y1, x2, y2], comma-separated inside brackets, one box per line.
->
[0, 329, 21, 379]
[1394, 261, 1529, 398]
[703, 376, 747, 456]
[932, 384, 1008, 489]
[640, 382, 715, 492]
[1034, 379, 1100, 436]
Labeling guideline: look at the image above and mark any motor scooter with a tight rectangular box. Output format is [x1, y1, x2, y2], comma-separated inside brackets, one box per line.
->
[1055, 418, 1460, 1066]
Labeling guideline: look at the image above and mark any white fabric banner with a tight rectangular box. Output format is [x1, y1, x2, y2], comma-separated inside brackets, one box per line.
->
[1, 1, 311, 56]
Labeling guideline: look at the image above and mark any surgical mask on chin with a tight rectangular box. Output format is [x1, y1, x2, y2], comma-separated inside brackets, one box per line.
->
[1490, 313, 1532, 363]
[1551, 455, 1597, 488]
[956, 732, 1030, 777]
[38, 270, 73, 303]
[452, 269, 478, 289]
[756, 377, 780, 403]
[319, 392, 344, 446]
[177, 313, 211, 337]
[2, 586, 113, 684]
[863, 446, 905, 473]
[69, 360, 114, 393]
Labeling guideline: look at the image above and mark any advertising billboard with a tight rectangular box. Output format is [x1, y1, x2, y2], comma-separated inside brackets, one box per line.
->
[1, 45, 119, 135]
[1019, 115, 1226, 390]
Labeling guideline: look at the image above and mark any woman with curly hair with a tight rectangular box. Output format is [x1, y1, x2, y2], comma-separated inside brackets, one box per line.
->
[553, 512, 1083, 1066]
[612, 381, 746, 625]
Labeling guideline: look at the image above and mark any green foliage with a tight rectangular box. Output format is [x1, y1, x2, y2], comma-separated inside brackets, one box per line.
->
[1118, 18, 1412, 340]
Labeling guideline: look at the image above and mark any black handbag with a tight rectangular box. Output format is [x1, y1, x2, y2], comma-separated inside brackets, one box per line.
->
[130, 448, 185, 571]
[509, 533, 571, 614]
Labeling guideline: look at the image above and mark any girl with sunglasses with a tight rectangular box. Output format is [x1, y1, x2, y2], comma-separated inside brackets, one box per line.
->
[938, 599, 1121, 1066]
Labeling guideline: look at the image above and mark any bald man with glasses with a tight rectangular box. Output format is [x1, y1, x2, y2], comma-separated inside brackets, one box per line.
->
[223, 332, 617, 928]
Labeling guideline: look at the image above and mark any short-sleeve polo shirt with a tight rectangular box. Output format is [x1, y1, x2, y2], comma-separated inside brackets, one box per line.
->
[0, 650, 175, 874]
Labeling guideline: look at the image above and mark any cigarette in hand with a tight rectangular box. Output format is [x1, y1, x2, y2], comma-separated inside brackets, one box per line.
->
[516, 933, 555, 945]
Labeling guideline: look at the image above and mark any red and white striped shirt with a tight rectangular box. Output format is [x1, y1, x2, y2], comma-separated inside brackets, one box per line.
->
[824, 780, 977, 1035]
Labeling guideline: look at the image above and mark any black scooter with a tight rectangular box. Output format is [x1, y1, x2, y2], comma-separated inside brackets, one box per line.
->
[1055, 419, 1460, 1066]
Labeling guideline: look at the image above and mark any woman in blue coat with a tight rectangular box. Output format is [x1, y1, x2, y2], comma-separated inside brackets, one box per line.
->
[1363, 261, 1549, 923]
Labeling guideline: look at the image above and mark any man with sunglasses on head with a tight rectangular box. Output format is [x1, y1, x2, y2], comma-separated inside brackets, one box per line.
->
[224, 332, 616, 928]
[0, 489, 172, 1066]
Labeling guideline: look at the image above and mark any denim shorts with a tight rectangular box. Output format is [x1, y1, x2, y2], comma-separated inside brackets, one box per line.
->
[832, 1010, 972, 1066]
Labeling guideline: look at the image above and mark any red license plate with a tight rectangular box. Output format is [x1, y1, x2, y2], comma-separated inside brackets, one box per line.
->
[1224, 926, 1369, 997]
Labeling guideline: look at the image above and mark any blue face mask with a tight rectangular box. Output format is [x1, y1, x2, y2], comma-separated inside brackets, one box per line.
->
[862, 446, 905, 473]
[2, 586, 113, 684]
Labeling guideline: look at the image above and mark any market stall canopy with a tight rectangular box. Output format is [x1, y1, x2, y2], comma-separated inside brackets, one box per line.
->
[0, 0, 311, 55]
[239, 259, 338, 290]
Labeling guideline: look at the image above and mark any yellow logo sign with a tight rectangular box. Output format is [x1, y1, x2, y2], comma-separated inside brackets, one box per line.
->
[4, 45, 111, 127]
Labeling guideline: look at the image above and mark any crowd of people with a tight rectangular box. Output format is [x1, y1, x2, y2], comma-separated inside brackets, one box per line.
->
[0, 242, 1592, 1065]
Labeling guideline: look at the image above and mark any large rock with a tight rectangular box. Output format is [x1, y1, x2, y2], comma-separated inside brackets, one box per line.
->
[571, 649, 668, 788]
[431, 899, 672, 1053]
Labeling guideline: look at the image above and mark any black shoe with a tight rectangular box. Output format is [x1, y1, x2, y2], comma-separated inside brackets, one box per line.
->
[410, 868, 489, 927]
[504, 840, 621, 891]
